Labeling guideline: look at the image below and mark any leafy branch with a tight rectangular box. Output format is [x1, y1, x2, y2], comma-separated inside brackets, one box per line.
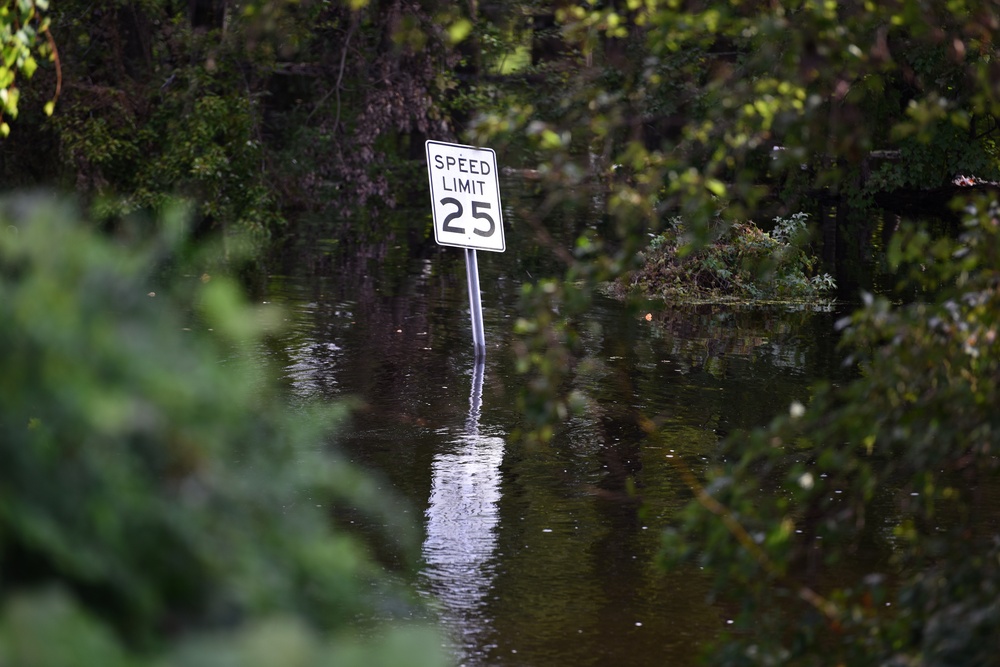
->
[667, 451, 841, 623]
[0, 0, 60, 137]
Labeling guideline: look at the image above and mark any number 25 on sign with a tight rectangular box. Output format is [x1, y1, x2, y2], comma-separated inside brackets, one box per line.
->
[426, 140, 505, 253]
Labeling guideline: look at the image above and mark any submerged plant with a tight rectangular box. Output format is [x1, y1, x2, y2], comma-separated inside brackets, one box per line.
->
[622, 213, 835, 303]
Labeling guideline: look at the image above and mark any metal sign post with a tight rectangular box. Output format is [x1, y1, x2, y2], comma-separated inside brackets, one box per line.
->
[426, 140, 505, 359]
[465, 248, 486, 359]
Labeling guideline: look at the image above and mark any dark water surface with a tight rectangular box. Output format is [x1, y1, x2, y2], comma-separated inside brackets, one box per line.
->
[262, 194, 852, 666]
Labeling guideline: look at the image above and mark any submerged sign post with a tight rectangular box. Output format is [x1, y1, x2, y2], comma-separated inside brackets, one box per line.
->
[426, 140, 505, 359]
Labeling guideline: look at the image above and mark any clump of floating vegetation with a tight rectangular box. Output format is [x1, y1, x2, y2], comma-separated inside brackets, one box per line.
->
[615, 213, 836, 304]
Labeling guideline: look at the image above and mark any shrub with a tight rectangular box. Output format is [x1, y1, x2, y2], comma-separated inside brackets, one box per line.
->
[661, 201, 1000, 664]
[0, 195, 444, 667]
[623, 213, 835, 303]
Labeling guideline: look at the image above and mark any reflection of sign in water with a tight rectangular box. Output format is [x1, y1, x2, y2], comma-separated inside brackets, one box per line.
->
[421, 360, 504, 658]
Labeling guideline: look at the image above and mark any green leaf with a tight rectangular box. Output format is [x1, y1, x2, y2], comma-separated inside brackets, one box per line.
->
[4, 86, 18, 117]
[705, 178, 727, 197]
[540, 128, 563, 149]
[447, 18, 472, 44]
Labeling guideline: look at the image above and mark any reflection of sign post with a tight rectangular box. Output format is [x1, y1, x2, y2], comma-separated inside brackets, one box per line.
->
[426, 140, 505, 359]
[421, 355, 503, 659]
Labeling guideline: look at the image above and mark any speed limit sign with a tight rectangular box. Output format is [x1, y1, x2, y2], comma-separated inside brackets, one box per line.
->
[426, 140, 506, 253]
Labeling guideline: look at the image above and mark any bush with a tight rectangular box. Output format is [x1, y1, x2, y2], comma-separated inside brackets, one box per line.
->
[661, 201, 1000, 664]
[0, 195, 444, 667]
[622, 213, 835, 303]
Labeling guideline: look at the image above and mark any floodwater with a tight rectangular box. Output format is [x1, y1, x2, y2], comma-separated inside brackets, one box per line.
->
[263, 188, 853, 666]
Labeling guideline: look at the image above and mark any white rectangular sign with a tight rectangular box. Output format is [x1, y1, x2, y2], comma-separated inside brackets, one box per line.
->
[426, 140, 505, 252]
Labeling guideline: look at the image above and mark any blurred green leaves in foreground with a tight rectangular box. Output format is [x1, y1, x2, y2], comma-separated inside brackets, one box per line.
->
[660, 199, 1000, 664]
[0, 195, 445, 667]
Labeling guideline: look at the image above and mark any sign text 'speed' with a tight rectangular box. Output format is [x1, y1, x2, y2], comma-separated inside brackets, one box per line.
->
[432, 155, 492, 196]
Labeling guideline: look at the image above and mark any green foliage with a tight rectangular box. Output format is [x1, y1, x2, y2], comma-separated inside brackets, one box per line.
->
[867, 121, 1000, 195]
[139, 89, 277, 244]
[474, 1, 1000, 245]
[660, 202, 1000, 664]
[4, 0, 459, 242]
[624, 213, 835, 303]
[0, 195, 444, 666]
[512, 278, 591, 445]
[469, 2, 1000, 663]
[44, 10, 282, 242]
[0, 0, 58, 136]
[1, 589, 448, 667]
